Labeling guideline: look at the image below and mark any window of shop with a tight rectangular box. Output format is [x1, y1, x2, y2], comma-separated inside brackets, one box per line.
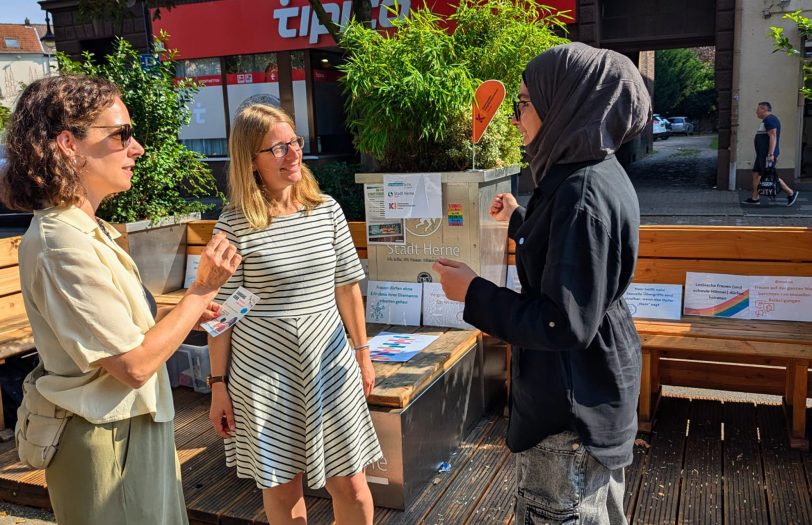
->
[310, 49, 352, 154]
[291, 51, 312, 152]
[225, 52, 281, 127]
[176, 57, 228, 156]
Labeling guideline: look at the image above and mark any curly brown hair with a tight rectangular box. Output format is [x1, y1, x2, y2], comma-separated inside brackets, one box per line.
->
[0, 75, 120, 211]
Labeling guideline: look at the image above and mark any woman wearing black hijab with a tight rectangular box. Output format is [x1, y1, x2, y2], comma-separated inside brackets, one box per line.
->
[434, 42, 650, 523]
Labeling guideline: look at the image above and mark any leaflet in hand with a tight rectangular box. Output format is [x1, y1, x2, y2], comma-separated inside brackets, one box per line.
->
[200, 287, 259, 337]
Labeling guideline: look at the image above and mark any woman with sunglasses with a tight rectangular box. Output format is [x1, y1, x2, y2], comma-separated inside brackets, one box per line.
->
[0, 75, 241, 524]
[434, 42, 650, 524]
[207, 104, 381, 524]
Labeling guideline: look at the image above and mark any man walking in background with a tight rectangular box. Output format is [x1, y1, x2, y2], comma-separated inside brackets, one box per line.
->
[743, 101, 799, 206]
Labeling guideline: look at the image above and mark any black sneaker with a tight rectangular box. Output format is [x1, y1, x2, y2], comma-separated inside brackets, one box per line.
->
[742, 197, 761, 205]
[787, 191, 799, 207]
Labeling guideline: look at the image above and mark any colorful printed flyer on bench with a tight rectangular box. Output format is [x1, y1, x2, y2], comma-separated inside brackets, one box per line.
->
[367, 332, 439, 362]
[200, 286, 260, 337]
[365, 281, 422, 326]
[684, 273, 751, 318]
[750, 276, 812, 322]
[623, 284, 683, 320]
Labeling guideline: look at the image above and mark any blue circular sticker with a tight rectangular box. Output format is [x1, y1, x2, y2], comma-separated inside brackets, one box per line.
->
[240, 308, 248, 314]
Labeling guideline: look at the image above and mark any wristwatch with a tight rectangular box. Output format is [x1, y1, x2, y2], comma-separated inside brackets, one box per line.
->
[206, 374, 227, 388]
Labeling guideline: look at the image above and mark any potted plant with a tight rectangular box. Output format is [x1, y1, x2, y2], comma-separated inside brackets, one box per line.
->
[339, 0, 569, 172]
[57, 32, 220, 293]
[338, 0, 569, 285]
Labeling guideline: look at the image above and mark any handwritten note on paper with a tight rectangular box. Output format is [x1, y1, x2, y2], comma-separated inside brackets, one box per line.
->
[422, 282, 473, 329]
[365, 281, 422, 326]
[623, 283, 682, 320]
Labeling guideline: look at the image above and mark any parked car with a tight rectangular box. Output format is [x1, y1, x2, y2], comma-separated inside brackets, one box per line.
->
[667, 116, 694, 135]
[652, 114, 670, 140]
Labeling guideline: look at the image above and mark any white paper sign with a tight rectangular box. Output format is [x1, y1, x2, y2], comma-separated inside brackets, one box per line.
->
[750, 276, 812, 321]
[623, 283, 683, 320]
[383, 174, 442, 219]
[184, 254, 201, 288]
[506, 265, 521, 293]
[684, 273, 751, 318]
[359, 259, 369, 297]
[365, 281, 422, 326]
[364, 184, 405, 245]
[200, 286, 260, 337]
[421, 282, 473, 329]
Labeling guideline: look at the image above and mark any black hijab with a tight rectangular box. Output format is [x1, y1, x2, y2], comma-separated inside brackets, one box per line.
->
[522, 42, 652, 183]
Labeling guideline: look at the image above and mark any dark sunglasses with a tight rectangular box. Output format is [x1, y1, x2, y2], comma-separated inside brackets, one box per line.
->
[512, 98, 531, 121]
[257, 136, 305, 158]
[90, 124, 134, 148]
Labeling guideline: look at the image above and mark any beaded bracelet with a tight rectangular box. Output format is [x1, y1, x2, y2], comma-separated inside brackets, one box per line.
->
[354, 344, 370, 351]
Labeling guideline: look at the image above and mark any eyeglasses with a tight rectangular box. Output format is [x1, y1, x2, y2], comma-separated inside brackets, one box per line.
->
[512, 98, 531, 121]
[257, 136, 305, 158]
[90, 124, 134, 148]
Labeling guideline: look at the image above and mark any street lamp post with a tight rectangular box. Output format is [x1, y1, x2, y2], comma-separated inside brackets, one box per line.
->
[40, 12, 55, 77]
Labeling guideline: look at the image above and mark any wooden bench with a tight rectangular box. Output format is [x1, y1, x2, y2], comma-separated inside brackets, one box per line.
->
[508, 226, 812, 449]
[0, 236, 35, 433]
[631, 226, 812, 449]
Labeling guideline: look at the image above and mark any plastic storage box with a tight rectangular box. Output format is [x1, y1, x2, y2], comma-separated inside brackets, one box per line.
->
[178, 342, 211, 393]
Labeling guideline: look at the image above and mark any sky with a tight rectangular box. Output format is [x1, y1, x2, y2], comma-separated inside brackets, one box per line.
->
[0, 0, 47, 25]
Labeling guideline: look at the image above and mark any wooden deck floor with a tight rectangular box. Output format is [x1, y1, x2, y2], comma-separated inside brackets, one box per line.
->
[1, 389, 811, 524]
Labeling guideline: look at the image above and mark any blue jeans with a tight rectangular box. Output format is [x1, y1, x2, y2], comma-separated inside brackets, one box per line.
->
[515, 431, 627, 525]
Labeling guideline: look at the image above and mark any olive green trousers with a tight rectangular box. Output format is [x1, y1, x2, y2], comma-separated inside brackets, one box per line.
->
[46, 414, 188, 525]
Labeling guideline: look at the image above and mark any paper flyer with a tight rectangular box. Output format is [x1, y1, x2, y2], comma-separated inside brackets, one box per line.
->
[364, 184, 405, 245]
[623, 283, 683, 320]
[365, 281, 422, 326]
[367, 331, 439, 362]
[421, 282, 473, 329]
[200, 286, 260, 337]
[750, 276, 812, 321]
[383, 174, 442, 219]
[184, 254, 201, 288]
[684, 273, 750, 318]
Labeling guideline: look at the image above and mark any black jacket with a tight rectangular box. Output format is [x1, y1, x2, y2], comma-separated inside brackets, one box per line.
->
[464, 156, 642, 470]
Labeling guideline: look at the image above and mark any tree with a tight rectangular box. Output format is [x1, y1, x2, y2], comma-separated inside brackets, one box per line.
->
[770, 10, 812, 100]
[57, 32, 220, 223]
[0, 104, 10, 132]
[339, 0, 568, 171]
[654, 48, 715, 118]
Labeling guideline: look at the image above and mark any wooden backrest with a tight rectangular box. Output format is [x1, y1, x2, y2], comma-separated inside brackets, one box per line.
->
[506, 225, 812, 284]
[186, 220, 369, 259]
[189, 222, 812, 285]
[0, 237, 24, 318]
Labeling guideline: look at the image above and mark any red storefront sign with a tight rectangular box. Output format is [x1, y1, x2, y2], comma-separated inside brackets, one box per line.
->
[154, 0, 575, 60]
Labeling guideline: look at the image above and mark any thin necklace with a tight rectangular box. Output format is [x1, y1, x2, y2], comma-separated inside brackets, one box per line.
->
[96, 217, 114, 241]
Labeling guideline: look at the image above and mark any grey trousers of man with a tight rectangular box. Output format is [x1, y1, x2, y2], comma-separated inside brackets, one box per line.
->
[515, 431, 627, 525]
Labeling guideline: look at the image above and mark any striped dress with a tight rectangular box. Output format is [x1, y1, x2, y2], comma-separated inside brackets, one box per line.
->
[214, 196, 382, 489]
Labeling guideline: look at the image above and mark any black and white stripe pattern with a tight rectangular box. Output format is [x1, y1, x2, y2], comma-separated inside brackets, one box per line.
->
[215, 196, 365, 317]
[214, 197, 381, 489]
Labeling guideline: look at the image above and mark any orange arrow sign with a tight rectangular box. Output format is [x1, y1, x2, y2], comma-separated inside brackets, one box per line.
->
[472, 79, 506, 144]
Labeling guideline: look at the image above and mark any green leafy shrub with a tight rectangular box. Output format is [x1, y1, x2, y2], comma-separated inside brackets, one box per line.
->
[311, 161, 365, 221]
[57, 32, 219, 223]
[339, 0, 568, 172]
[0, 104, 10, 132]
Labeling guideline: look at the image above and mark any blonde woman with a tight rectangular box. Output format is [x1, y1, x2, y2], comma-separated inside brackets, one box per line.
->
[208, 104, 381, 525]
